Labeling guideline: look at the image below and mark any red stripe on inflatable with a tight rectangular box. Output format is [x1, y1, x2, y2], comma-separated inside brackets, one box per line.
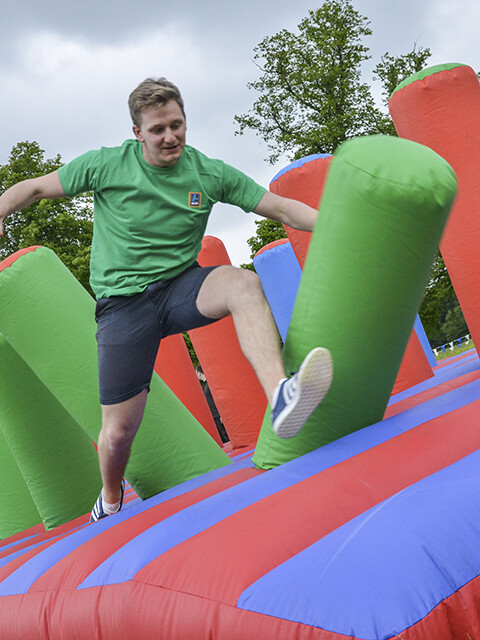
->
[385, 368, 480, 418]
[137, 398, 480, 605]
[29, 467, 262, 593]
[391, 329, 434, 395]
[0, 582, 354, 640]
[0, 246, 42, 273]
[3, 572, 480, 640]
[254, 238, 289, 258]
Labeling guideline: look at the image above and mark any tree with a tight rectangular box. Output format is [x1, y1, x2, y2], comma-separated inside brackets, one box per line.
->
[373, 44, 432, 106]
[0, 141, 94, 295]
[235, 0, 432, 163]
[235, 0, 383, 163]
[419, 252, 467, 348]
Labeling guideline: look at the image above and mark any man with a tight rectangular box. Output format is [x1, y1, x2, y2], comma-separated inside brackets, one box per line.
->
[0, 78, 333, 522]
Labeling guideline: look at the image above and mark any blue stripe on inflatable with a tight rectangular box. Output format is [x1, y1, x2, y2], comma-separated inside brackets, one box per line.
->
[270, 154, 332, 184]
[253, 241, 302, 341]
[0, 457, 255, 596]
[0, 534, 40, 552]
[238, 448, 480, 640]
[78, 377, 480, 590]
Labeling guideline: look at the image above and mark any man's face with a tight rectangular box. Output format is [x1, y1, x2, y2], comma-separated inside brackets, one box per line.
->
[133, 100, 187, 167]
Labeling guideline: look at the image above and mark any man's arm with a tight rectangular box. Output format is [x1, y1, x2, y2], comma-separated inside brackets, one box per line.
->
[253, 190, 318, 232]
[0, 170, 66, 237]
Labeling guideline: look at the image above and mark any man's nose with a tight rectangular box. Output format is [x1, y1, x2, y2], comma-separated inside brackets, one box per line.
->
[164, 128, 176, 143]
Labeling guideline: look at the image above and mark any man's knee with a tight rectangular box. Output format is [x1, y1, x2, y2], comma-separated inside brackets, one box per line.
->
[225, 266, 259, 293]
[233, 268, 265, 303]
[100, 391, 147, 449]
[197, 265, 264, 318]
[100, 419, 138, 455]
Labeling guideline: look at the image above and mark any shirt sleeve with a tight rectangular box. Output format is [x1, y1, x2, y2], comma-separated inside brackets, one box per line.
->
[57, 149, 101, 197]
[220, 162, 266, 212]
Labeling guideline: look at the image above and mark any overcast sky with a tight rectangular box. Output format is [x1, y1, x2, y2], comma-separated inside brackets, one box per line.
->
[1, 0, 479, 265]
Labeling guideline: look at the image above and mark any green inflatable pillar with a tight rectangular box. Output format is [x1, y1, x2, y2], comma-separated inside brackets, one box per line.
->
[0, 335, 101, 530]
[0, 422, 41, 539]
[0, 247, 230, 500]
[253, 135, 457, 469]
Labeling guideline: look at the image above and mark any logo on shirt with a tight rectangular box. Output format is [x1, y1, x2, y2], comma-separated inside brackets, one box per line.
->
[189, 192, 202, 207]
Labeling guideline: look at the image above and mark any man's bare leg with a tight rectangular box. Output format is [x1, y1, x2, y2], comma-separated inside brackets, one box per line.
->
[196, 265, 333, 438]
[196, 265, 286, 403]
[96, 389, 148, 506]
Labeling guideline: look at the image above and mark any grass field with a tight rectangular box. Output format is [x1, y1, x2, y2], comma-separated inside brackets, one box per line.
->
[434, 341, 476, 361]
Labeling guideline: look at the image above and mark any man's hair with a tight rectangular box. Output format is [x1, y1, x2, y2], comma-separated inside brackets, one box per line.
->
[128, 77, 185, 127]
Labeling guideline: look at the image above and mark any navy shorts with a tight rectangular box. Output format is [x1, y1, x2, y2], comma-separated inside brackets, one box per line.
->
[95, 263, 220, 405]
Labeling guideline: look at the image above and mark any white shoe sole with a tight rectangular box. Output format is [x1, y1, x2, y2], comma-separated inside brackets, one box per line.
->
[273, 347, 333, 439]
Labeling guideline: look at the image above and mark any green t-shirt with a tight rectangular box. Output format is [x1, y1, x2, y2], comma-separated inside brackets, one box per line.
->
[58, 140, 265, 299]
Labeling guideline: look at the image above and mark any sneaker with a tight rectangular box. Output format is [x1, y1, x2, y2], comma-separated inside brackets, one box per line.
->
[89, 478, 125, 523]
[271, 347, 333, 439]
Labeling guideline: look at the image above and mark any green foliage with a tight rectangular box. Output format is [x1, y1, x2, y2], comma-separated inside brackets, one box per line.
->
[183, 332, 199, 368]
[419, 252, 467, 347]
[235, 0, 382, 162]
[0, 141, 94, 295]
[373, 44, 432, 105]
[235, 0, 432, 162]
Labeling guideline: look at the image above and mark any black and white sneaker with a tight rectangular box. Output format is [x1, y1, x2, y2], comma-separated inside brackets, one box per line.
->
[271, 347, 333, 439]
[89, 478, 125, 523]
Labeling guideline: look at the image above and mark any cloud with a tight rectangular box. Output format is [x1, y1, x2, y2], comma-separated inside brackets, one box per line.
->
[427, 1, 480, 70]
[1, 27, 213, 158]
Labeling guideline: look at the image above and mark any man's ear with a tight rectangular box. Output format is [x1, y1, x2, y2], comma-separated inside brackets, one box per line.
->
[133, 125, 144, 143]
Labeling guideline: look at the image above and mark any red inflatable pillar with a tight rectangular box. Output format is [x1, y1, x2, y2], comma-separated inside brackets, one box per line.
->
[189, 236, 267, 450]
[269, 154, 333, 267]
[391, 329, 434, 396]
[389, 63, 480, 348]
[271, 153, 434, 393]
[153, 335, 222, 446]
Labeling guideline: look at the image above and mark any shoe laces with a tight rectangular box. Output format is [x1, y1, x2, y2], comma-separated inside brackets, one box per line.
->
[282, 373, 298, 402]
